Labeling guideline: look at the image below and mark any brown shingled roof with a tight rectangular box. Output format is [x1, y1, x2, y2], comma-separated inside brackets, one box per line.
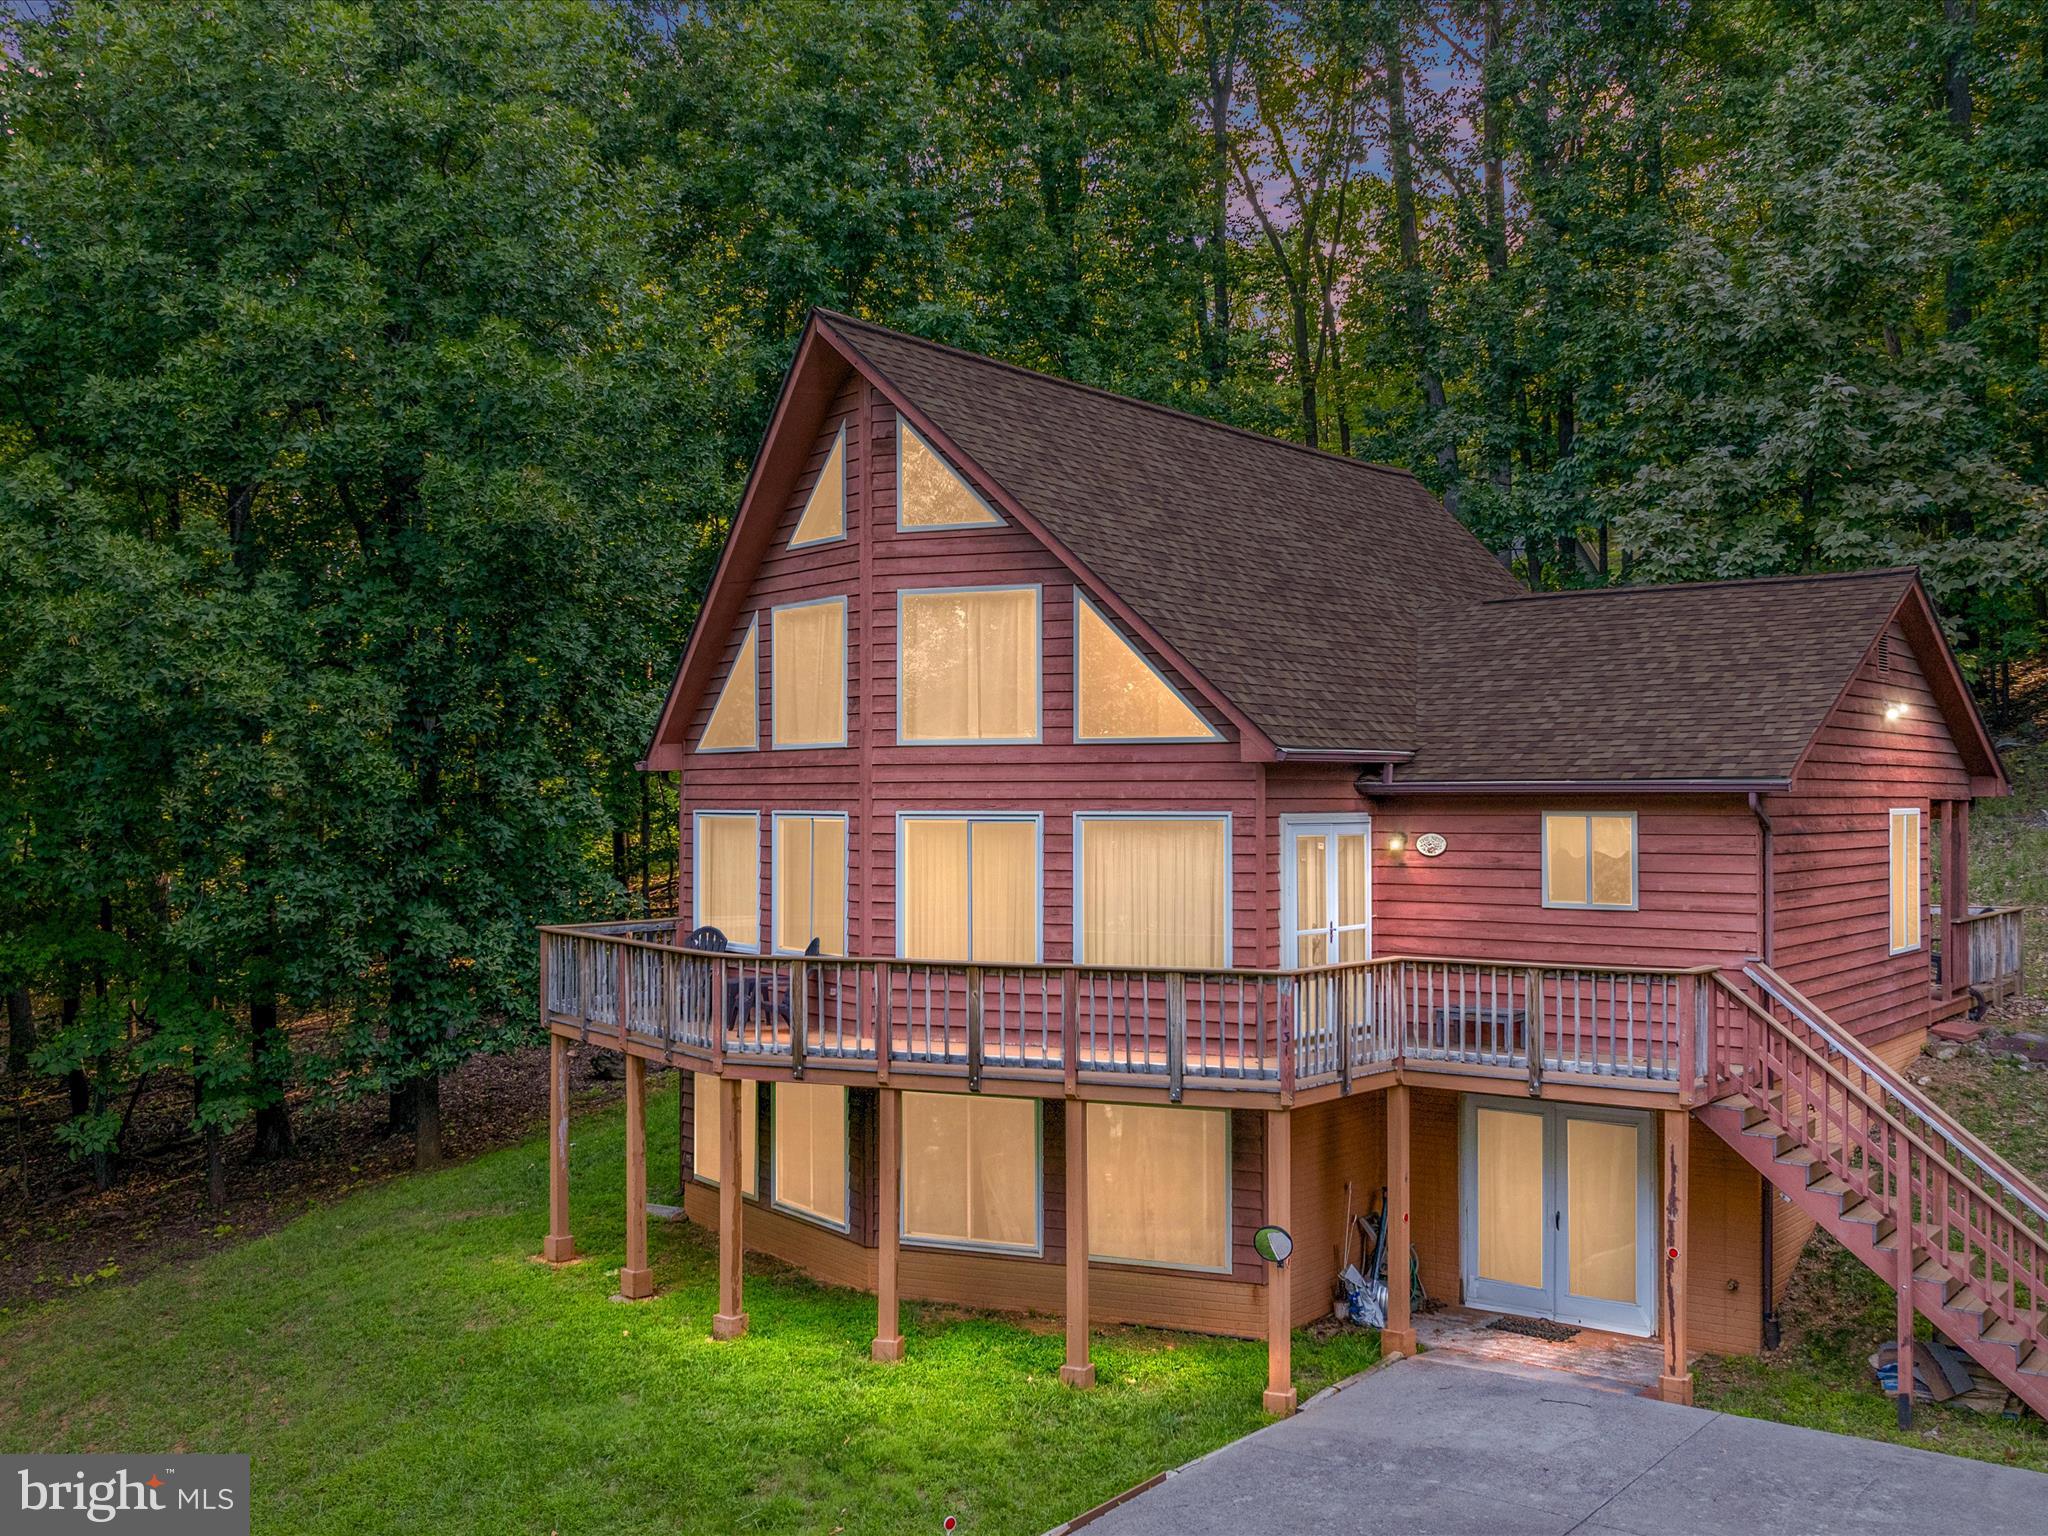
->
[1400, 570, 1920, 784]
[820, 311, 1523, 751]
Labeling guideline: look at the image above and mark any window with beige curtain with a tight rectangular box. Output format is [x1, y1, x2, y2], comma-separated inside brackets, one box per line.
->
[693, 1074, 759, 1195]
[1087, 1103, 1228, 1269]
[900, 816, 1039, 963]
[1542, 812, 1636, 909]
[1075, 595, 1216, 741]
[700, 619, 758, 752]
[695, 812, 759, 950]
[773, 1082, 847, 1227]
[772, 598, 846, 747]
[898, 588, 1038, 742]
[897, 418, 1001, 528]
[791, 426, 845, 546]
[775, 814, 847, 954]
[1890, 807, 1922, 952]
[901, 1092, 1039, 1250]
[1077, 816, 1228, 968]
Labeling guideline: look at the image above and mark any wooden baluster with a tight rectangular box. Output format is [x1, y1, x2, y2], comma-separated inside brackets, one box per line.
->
[616, 943, 632, 1045]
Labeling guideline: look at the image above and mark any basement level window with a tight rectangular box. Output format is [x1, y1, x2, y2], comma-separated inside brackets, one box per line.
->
[1542, 812, 1637, 910]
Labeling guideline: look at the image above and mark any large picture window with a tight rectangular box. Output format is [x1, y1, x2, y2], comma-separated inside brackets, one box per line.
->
[1074, 593, 1217, 742]
[771, 597, 847, 748]
[1890, 807, 1922, 953]
[1075, 815, 1229, 968]
[1542, 812, 1637, 910]
[899, 815, 1040, 964]
[773, 1082, 848, 1228]
[774, 813, 847, 955]
[898, 587, 1039, 743]
[693, 1074, 759, 1196]
[699, 618, 758, 752]
[901, 1092, 1039, 1252]
[1087, 1103, 1229, 1271]
[694, 811, 759, 951]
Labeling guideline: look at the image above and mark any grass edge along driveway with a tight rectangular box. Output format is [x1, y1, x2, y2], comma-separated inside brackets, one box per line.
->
[0, 1079, 1379, 1536]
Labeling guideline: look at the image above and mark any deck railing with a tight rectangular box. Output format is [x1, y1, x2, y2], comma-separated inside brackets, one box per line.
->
[539, 921, 1706, 1098]
[1933, 904, 2026, 1005]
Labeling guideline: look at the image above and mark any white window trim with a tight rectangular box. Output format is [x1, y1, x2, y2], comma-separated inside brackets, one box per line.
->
[1072, 811, 1235, 968]
[894, 583, 1044, 746]
[769, 594, 849, 750]
[691, 809, 760, 954]
[898, 1092, 1046, 1257]
[894, 811, 1046, 964]
[1277, 813, 1374, 969]
[1890, 805, 1923, 956]
[771, 811, 850, 957]
[1539, 810, 1640, 912]
[692, 1077, 761, 1197]
[1086, 1101, 1235, 1275]
[1070, 588, 1220, 744]
[894, 416, 1006, 532]
[697, 614, 759, 755]
[770, 1082, 852, 1233]
[789, 423, 849, 550]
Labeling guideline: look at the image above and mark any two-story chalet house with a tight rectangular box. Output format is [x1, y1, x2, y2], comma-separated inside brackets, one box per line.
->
[536, 311, 2033, 1423]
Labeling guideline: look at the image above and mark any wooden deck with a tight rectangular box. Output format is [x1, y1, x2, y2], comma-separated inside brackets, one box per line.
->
[540, 920, 1713, 1108]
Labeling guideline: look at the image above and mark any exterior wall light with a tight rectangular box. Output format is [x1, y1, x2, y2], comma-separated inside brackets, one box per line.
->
[1884, 702, 1908, 722]
[1387, 832, 1406, 852]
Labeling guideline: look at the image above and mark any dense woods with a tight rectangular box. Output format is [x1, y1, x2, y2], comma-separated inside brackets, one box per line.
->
[2, 0, 2044, 1194]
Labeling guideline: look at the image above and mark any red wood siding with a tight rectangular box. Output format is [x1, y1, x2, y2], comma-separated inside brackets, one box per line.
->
[1262, 767, 1764, 969]
[677, 376, 1258, 966]
[1764, 621, 1968, 1044]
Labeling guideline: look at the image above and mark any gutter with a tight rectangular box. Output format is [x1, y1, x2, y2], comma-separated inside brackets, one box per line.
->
[1355, 775, 1793, 796]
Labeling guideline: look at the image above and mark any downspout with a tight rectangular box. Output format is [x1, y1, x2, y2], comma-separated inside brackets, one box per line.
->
[1748, 791, 1781, 1349]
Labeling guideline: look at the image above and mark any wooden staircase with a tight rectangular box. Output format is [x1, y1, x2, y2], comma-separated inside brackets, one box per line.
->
[1695, 963, 2048, 1422]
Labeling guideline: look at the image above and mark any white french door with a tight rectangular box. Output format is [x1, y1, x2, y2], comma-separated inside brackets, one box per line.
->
[1282, 818, 1372, 969]
[1461, 1097, 1657, 1337]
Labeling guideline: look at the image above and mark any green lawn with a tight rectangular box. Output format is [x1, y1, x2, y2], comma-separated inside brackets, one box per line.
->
[0, 1080, 1377, 1536]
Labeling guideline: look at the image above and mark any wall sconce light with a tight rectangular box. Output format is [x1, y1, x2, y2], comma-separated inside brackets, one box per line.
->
[1387, 832, 1406, 853]
[1884, 702, 1908, 722]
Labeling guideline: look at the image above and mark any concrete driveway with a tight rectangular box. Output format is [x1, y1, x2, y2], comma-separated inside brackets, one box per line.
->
[1065, 1354, 2048, 1535]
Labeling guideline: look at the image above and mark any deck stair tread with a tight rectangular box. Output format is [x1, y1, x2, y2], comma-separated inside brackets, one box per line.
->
[1808, 1172, 1851, 1197]
[1837, 1198, 1883, 1225]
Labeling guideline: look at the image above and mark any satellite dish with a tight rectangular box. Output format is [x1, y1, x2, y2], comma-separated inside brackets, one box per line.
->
[1253, 1225, 1293, 1265]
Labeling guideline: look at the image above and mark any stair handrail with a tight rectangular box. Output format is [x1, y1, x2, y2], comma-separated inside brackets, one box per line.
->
[1710, 972, 2048, 1345]
[1742, 961, 2048, 1231]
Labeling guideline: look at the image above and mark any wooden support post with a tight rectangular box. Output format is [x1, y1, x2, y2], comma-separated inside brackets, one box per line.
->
[1658, 1108, 1693, 1405]
[872, 1087, 905, 1362]
[1943, 800, 1970, 1000]
[712, 1075, 748, 1339]
[1060, 1098, 1095, 1388]
[1263, 1107, 1296, 1416]
[1383, 1085, 1417, 1357]
[541, 1032, 577, 1263]
[618, 1053, 654, 1300]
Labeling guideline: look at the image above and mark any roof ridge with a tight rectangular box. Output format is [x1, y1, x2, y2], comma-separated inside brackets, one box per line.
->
[1480, 567, 1919, 605]
[815, 307, 1425, 487]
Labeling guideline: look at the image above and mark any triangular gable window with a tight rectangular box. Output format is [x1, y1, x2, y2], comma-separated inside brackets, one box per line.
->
[897, 418, 1002, 530]
[699, 617, 759, 751]
[791, 426, 846, 547]
[1074, 593, 1219, 742]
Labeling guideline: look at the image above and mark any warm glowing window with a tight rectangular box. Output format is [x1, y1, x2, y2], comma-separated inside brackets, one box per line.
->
[1542, 812, 1636, 909]
[694, 812, 759, 950]
[1087, 1103, 1228, 1270]
[901, 1092, 1039, 1251]
[693, 1074, 759, 1196]
[700, 618, 759, 752]
[897, 418, 1002, 529]
[898, 588, 1039, 742]
[899, 816, 1039, 964]
[1890, 807, 1922, 953]
[1075, 594, 1217, 742]
[773, 1082, 847, 1227]
[771, 598, 846, 748]
[1077, 816, 1228, 968]
[791, 426, 846, 547]
[774, 814, 847, 955]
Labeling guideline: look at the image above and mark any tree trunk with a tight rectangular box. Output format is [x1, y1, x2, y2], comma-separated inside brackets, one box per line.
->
[612, 825, 627, 889]
[639, 774, 652, 907]
[6, 989, 33, 1077]
[387, 1084, 416, 1135]
[414, 1074, 443, 1169]
[249, 988, 294, 1160]
[205, 1122, 227, 1209]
